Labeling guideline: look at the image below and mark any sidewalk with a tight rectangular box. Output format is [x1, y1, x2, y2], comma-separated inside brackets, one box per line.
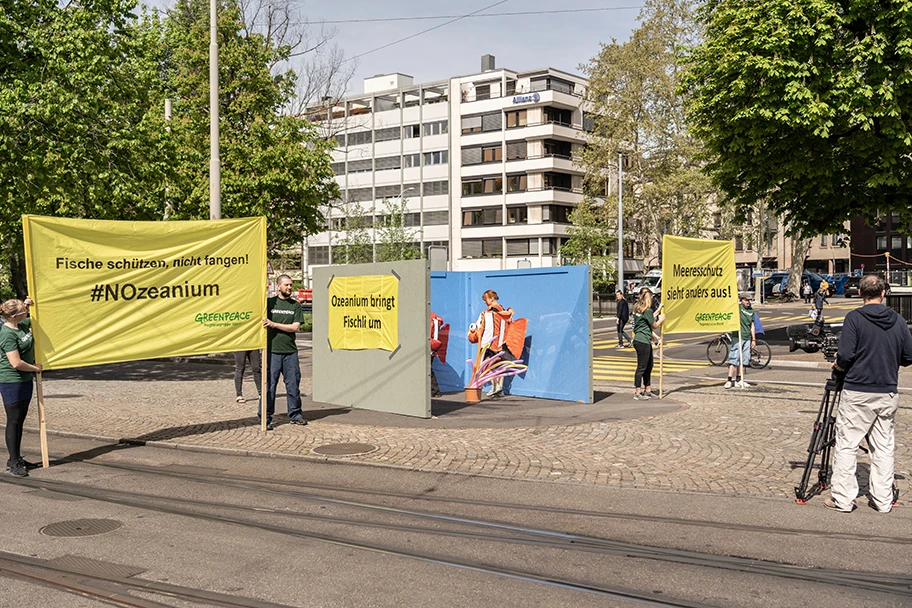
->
[26, 355, 910, 501]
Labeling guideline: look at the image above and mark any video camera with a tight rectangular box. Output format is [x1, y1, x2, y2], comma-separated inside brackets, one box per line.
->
[787, 316, 842, 362]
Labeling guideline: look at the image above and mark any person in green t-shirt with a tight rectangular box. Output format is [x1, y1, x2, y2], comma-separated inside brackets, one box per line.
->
[724, 294, 757, 389]
[0, 297, 41, 477]
[631, 288, 665, 400]
[262, 275, 305, 429]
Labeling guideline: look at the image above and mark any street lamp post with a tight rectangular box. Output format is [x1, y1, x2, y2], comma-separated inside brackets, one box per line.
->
[617, 153, 624, 294]
[209, 0, 221, 220]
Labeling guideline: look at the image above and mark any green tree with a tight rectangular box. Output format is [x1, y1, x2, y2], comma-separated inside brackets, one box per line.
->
[0, 0, 173, 295]
[578, 0, 715, 266]
[682, 0, 912, 237]
[376, 197, 421, 262]
[334, 201, 373, 264]
[559, 198, 616, 291]
[161, 0, 338, 253]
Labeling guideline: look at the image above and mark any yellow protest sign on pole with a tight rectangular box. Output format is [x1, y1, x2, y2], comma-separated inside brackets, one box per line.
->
[328, 274, 399, 351]
[661, 235, 739, 334]
[22, 215, 266, 370]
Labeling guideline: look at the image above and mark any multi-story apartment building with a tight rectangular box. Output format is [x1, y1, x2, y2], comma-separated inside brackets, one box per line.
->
[301, 56, 590, 281]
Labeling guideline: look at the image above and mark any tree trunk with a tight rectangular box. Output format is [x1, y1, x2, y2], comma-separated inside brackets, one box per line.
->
[8, 250, 28, 299]
[789, 238, 811, 296]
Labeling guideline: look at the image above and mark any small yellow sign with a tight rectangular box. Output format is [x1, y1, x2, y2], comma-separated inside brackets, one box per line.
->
[662, 235, 739, 334]
[328, 275, 399, 351]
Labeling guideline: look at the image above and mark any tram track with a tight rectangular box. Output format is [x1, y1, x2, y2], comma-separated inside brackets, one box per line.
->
[4, 471, 912, 604]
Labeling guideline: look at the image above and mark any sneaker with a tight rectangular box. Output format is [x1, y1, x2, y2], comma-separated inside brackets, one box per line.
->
[265, 422, 275, 431]
[633, 391, 651, 400]
[486, 387, 503, 397]
[823, 497, 855, 512]
[737, 380, 752, 388]
[289, 417, 308, 426]
[8, 463, 28, 478]
[723, 380, 734, 389]
[236, 396, 246, 403]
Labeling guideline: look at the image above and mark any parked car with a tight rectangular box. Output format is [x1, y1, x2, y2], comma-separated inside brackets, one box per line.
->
[843, 275, 891, 298]
[762, 271, 827, 298]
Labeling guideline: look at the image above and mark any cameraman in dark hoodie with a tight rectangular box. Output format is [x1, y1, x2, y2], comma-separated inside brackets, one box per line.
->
[826, 275, 912, 513]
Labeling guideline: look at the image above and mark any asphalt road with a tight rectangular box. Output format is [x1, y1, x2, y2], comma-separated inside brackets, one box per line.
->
[2, 433, 911, 608]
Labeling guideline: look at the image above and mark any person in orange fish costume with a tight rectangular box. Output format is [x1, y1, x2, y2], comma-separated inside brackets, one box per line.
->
[467, 290, 526, 397]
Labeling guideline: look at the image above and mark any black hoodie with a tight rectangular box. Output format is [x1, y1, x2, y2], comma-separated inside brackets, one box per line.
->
[836, 303, 912, 393]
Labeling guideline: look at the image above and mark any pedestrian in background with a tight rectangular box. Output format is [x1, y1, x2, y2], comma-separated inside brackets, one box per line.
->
[631, 289, 665, 400]
[263, 274, 305, 430]
[0, 297, 41, 477]
[233, 350, 261, 403]
[615, 290, 631, 348]
[802, 281, 813, 305]
[814, 282, 829, 320]
[827, 275, 912, 512]
[724, 294, 756, 389]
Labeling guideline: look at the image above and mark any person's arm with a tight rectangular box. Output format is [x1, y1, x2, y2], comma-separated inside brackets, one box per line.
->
[263, 318, 300, 332]
[4, 350, 41, 373]
[650, 304, 665, 329]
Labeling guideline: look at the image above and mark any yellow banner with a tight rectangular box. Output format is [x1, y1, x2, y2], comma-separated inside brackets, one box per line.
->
[661, 235, 739, 334]
[22, 216, 266, 370]
[328, 275, 399, 351]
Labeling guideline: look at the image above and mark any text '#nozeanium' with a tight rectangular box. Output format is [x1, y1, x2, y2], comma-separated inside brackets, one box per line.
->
[90, 283, 220, 302]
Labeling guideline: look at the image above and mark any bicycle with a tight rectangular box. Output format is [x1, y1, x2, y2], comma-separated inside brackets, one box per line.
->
[706, 333, 771, 369]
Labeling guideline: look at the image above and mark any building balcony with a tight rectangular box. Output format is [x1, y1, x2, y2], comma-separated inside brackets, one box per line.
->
[508, 121, 586, 143]
[505, 154, 583, 174]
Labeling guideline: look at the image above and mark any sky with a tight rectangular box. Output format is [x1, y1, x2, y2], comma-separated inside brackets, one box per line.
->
[148, 0, 644, 95]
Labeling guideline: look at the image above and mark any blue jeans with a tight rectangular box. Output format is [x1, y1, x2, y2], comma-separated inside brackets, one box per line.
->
[263, 352, 302, 422]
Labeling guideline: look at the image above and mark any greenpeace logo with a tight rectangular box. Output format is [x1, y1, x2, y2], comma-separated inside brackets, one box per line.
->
[694, 311, 734, 326]
[194, 310, 253, 324]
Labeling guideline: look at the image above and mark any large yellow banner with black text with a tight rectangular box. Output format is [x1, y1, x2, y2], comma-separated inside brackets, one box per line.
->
[23, 216, 267, 370]
[661, 235, 739, 334]
[328, 274, 399, 351]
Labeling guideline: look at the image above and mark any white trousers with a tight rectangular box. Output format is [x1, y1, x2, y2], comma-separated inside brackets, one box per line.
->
[831, 389, 898, 512]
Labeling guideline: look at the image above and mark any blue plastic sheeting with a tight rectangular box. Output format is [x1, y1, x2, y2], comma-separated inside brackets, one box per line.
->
[431, 266, 592, 403]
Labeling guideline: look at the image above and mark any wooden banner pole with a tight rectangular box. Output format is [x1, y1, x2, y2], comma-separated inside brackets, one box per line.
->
[659, 326, 664, 399]
[260, 348, 267, 432]
[36, 371, 49, 468]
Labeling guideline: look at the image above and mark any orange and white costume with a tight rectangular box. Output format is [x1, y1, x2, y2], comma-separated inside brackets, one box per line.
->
[429, 312, 449, 364]
[468, 303, 526, 358]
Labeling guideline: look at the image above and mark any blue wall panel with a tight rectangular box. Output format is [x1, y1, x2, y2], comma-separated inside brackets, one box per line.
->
[431, 266, 592, 403]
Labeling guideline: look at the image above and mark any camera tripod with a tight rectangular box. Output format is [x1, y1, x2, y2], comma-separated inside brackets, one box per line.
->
[795, 377, 900, 506]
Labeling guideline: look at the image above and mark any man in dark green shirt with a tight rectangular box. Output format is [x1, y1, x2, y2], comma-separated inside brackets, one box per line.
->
[724, 294, 756, 389]
[263, 274, 305, 429]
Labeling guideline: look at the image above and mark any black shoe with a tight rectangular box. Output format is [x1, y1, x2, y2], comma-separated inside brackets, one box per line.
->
[266, 422, 275, 431]
[289, 417, 308, 426]
[18, 458, 39, 470]
[8, 463, 28, 477]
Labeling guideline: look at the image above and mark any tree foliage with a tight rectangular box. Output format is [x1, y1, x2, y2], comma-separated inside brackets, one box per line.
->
[577, 0, 715, 266]
[376, 197, 421, 263]
[682, 0, 912, 237]
[334, 202, 373, 264]
[162, 0, 338, 253]
[559, 198, 616, 290]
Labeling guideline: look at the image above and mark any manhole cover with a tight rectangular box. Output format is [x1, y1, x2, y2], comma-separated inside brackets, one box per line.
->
[311, 443, 377, 456]
[27, 489, 83, 502]
[40, 519, 123, 537]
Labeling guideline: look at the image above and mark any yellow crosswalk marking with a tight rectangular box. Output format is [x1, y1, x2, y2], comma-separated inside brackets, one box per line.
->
[592, 355, 710, 382]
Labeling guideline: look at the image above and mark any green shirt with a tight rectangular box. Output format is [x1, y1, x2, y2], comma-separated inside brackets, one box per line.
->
[267, 296, 303, 354]
[730, 304, 756, 343]
[0, 318, 34, 383]
[632, 309, 655, 344]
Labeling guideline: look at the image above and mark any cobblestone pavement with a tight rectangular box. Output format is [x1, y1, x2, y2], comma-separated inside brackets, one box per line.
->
[26, 358, 911, 501]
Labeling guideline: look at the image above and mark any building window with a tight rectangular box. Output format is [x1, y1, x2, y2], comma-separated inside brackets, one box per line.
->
[892, 236, 903, 251]
[507, 207, 528, 224]
[544, 139, 572, 158]
[507, 174, 527, 192]
[484, 177, 503, 194]
[423, 210, 449, 225]
[543, 106, 572, 126]
[347, 159, 372, 174]
[505, 80, 516, 96]
[462, 177, 501, 196]
[481, 112, 502, 131]
[462, 147, 482, 165]
[424, 150, 448, 165]
[330, 162, 345, 176]
[461, 115, 482, 134]
[375, 155, 401, 171]
[475, 84, 490, 101]
[531, 77, 573, 94]
[463, 208, 502, 226]
[482, 145, 502, 163]
[462, 238, 503, 258]
[506, 140, 527, 160]
[309, 246, 329, 265]
[346, 131, 372, 146]
[877, 236, 888, 250]
[542, 205, 572, 224]
[423, 180, 448, 196]
[404, 153, 420, 168]
[506, 238, 537, 256]
[505, 109, 527, 128]
[541, 238, 560, 255]
[820, 235, 827, 247]
[543, 172, 572, 190]
[734, 237, 743, 251]
[403, 124, 421, 138]
[374, 127, 400, 142]
[423, 120, 448, 136]
[345, 187, 372, 202]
